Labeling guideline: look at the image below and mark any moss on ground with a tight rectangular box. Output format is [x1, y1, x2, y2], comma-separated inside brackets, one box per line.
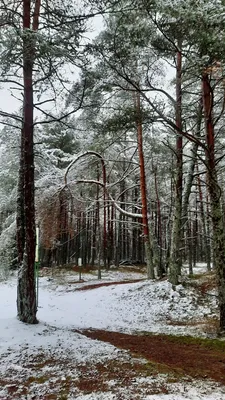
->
[135, 331, 225, 351]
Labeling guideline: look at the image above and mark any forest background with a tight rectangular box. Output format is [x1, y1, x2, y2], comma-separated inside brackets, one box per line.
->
[0, 0, 225, 330]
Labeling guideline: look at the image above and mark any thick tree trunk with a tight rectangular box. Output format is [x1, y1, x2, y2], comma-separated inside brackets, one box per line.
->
[202, 72, 225, 331]
[208, 170, 225, 330]
[169, 47, 183, 285]
[17, 0, 40, 324]
[16, 132, 25, 266]
[135, 91, 155, 279]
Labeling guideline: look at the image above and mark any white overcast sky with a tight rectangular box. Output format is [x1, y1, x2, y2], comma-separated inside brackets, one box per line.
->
[0, 12, 175, 124]
[0, 14, 103, 117]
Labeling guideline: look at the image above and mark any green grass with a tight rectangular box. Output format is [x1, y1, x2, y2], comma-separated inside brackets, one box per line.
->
[135, 331, 225, 351]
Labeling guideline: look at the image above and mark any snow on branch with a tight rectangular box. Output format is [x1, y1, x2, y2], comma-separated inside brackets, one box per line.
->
[64, 151, 143, 220]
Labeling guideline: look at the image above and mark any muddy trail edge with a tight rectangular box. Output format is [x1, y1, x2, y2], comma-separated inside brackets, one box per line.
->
[77, 329, 225, 385]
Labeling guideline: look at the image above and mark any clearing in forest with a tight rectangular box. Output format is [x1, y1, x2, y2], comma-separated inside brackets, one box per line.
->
[0, 264, 224, 399]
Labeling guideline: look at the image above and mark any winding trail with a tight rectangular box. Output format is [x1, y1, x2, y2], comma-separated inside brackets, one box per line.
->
[78, 329, 225, 384]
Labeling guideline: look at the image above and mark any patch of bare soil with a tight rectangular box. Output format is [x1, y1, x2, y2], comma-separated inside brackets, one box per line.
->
[0, 357, 174, 399]
[119, 265, 147, 273]
[75, 279, 145, 291]
[166, 316, 220, 336]
[185, 271, 217, 294]
[79, 329, 225, 385]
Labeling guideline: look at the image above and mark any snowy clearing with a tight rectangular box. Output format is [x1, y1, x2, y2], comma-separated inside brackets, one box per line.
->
[0, 265, 225, 399]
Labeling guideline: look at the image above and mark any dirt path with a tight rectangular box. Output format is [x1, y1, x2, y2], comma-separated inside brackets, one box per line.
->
[79, 329, 225, 385]
[75, 279, 144, 291]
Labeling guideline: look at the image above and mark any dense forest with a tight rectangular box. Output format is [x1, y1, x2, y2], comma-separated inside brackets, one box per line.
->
[0, 0, 225, 329]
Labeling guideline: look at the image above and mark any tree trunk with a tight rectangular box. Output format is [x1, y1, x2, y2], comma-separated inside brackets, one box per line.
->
[202, 72, 225, 332]
[182, 102, 202, 273]
[182, 100, 202, 226]
[135, 90, 155, 279]
[153, 165, 165, 277]
[187, 218, 193, 276]
[17, 0, 40, 324]
[169, 46, 183, 285]
[197, 167, 211, 271]
[102, 158, 107, 269]
[16, 132, 25, 266]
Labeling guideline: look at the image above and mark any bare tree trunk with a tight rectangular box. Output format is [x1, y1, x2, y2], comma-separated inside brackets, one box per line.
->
[16, 132, 25, 266]
[193, 196, 198, 268]
[182, 101, 202, 224]
[182, 103, 202, 273]
[153, 165, 164, 277]
[17, 0, 41, 324]
[110, 203, 115, 264]
[135, 91, 155, 279]
[169, 46, 183, 285]
[187, 218, 193, 275]
[103, 161, 107, 269]
[197, 168, 211, 271]
[97, 196, 101, 279]
[91, 169, 100, 266]
[202, 72, 225, 332]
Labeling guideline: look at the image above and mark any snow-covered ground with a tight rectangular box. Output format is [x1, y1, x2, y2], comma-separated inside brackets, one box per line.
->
[0, 265, 224, 399]
[38, 277, 217, 336]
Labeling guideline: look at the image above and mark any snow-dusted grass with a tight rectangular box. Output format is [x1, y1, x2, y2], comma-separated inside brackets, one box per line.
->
[0, 264, 224, 399]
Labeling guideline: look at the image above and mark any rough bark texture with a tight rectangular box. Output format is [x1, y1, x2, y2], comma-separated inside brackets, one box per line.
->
[202, 72, 225, 331]
[182, 102, 202, 274]
[16, 133, 25, 266]
[169, 47, 183, 285]
[197, 170, 211, 271]
[102, 159, 107, 269]
[182, 102, 202, 223]
[135, 91, 155, 279]
[17, 0, 40, 324]
[153, 166, 164, 278]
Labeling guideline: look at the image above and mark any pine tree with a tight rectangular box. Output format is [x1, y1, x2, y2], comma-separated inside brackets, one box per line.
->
[0, 0, 88, 323]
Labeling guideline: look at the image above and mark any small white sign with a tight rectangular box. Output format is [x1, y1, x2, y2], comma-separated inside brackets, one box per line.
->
[78, 258, 82, 267]
[35, 226, 39, 262]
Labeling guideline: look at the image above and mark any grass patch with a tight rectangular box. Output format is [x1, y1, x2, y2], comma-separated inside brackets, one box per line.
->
[136, 331, 225, 351]
[165, 333, 225, 350]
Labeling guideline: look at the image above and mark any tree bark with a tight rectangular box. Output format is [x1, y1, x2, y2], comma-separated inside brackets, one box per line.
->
[135, 91, 155, 279]
[16, 132, 25, 266]
[202, 72, 225, 331]
[153, 165, 164, 278]
[182, 101, 202, 273]
[169, 46, 183, 285]
[197, 167, 211, 271]
[17, 0, 40, 324]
